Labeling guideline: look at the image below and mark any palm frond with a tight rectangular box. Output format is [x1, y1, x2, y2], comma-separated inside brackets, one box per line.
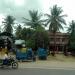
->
[57, 17, 66, 25]
[23, 10, 44, 29]
[23, 17, 31, 21]
[44, 14, 51, 18]
[59, 14, 67, 17]
[45, 5, 66, 32]
[45, 19, 51, 26]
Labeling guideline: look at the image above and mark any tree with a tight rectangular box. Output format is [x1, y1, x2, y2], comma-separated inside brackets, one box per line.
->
[68, 20, 75, 33]
[23, 10, 49, 51]
[3, 15, 15, 34]
[34, 26, 49, 49]
[20, 26, 49, 52]
[15, 24, 22, 39]
[68, 20, 75, 56]
[23, 10, 44, 29]
[21, 27, 35, 40]
[26, 26, 49, 50]
[45, 5, 66, 56]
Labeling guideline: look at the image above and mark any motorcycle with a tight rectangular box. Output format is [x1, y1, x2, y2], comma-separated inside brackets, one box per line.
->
[0, 57, 18, 69]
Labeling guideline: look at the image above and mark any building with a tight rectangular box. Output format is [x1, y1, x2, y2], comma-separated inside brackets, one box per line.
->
[49, 32, 69, 53]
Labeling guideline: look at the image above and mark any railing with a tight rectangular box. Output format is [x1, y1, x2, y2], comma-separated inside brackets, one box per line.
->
[50, 41, 68, 44]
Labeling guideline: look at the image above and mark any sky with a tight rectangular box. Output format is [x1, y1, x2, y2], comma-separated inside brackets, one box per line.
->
[0, 0, 75, 32]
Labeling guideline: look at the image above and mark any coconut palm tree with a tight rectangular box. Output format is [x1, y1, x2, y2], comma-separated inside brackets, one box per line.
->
[68, 20, 75, 56]
[3, 15, 15, 34]
[15, 24, 22, 39]
[23, 10, 44, 29]
[68, 20, 75, 33]
[45, 5, 67, 56]
[23, 10, 49, 50]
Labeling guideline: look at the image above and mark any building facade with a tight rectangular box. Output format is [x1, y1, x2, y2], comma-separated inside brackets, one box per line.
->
[49, 32, 69, 53]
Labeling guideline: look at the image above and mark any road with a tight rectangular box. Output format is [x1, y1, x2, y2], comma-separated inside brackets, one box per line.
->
[0, 68, 75, 75]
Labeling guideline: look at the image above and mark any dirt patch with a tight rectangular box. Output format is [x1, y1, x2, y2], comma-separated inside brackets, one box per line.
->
[47, 54, 75, 62]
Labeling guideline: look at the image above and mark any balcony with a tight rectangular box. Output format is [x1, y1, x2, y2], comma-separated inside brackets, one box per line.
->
[50, 41, 68, 45]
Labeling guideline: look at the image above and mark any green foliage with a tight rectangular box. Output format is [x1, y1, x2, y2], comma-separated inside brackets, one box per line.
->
[21, 28, 34, 40]
[45, 5, 66, 33]
[15, 26, 49, 49]
[3, 15, 15, 34]
[23, 10, 44, 29]
[26, 39, 35, 48]
[15, 24, 22, 39]
[22, 10, 49, 49]
[35, 26, 49, 48]
[68, 20, 75, 50]
[68, 20, 75, 33]
[25, 26, 49, 49]
[45, 5, 67, 55]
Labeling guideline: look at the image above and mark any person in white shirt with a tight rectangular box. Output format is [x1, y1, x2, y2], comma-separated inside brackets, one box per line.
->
[3, 52, 9, 59]
[3, 52, 9, 65]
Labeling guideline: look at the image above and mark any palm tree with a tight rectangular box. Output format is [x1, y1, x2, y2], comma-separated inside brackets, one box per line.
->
[23, 10, 44, 29]
[68, 20, 75, 56]
[68, 20, 75, 33]
[45, 5, 67, 56]
[3, 15, 15, 34]
[15, 24, 22, 39]
[23, 10, 49, 50]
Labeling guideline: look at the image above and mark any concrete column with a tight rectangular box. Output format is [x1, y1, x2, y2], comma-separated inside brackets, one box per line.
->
[56, 46, 58, 54]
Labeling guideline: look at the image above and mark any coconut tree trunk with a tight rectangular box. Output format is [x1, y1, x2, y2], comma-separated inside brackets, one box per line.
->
[51, 32, 56, 56]
[54, 33, 56, 55]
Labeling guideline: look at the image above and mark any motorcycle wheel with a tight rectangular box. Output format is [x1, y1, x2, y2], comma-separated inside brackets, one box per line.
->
[12, 62, 18, 69]
[0, 65, 4, 68]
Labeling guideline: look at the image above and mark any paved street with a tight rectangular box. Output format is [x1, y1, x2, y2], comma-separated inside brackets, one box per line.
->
[0, 60, 75, 75]
[19, 61, 75, 70]
[1, 55, 75, 75]
[0, 68, 75, 75]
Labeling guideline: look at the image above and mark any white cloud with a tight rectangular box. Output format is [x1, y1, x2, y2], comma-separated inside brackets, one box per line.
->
[38, 0, 75, 32]
[40, 0, 75, 21]
[14, 0, 26, 7]
[0, 0, 75, 32]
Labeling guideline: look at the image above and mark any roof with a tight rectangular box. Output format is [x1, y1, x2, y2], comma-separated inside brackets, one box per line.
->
[15, 40, 25, 45]
[0, 32, 14, 43]
[49, 32, 69, 36]
[0, 32, 13, 37]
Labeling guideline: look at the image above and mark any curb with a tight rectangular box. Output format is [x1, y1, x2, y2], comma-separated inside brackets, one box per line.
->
[19, 66, 75, 70]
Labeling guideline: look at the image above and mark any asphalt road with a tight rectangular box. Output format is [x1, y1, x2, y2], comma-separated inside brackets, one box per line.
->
[0, 68, 75, 75]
